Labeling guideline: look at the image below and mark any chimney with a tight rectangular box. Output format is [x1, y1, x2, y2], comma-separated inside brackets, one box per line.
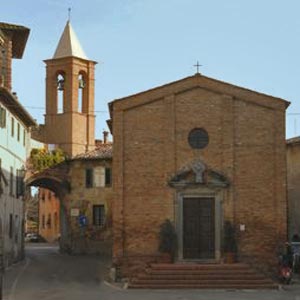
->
[95, 139, 103, 148]
[103, 131, 109, 144]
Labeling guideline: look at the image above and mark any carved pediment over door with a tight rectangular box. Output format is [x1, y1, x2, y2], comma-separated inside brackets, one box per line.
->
[168, 160, 229, 189]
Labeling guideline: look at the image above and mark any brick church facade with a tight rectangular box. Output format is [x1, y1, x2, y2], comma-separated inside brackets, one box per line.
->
[109, 73, 289, 276]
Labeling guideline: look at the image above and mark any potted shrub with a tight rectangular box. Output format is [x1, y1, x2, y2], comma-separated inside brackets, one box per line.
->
[223, 220, 238, 263]
[158, 219, 177, 263]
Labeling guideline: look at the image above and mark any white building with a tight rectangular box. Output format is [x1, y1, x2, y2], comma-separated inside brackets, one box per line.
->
[0, 22, 36, 267]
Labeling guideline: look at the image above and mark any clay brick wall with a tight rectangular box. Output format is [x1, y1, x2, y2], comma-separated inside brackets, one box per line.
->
[112, 75, 288, 276]
[39, 188, 60, 242]
[287, 141, 300, 238]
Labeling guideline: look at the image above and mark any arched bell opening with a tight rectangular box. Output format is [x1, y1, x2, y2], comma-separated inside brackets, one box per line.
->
[78, 72, 85, 113]
[56, 72, 66, 114]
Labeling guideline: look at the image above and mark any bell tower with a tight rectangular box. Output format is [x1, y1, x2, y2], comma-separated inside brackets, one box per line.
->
[42, 21, 96, 157]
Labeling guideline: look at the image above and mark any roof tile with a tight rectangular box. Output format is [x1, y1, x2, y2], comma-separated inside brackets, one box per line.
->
[72, 143, 112, 160]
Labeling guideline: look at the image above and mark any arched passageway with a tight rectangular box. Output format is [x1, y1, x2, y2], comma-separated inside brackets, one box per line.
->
[25, 166, 71, 252]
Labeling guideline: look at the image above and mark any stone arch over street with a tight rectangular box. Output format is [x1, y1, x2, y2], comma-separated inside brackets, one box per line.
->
[25, 164, 71, 252]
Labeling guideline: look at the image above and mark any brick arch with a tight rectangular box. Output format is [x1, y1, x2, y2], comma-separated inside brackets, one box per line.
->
[25, 175, 69, 198]
[25, 162, 70, 198]
[55, 69, 66, 77]
[78, 70, 87, 77]
[55, 71, 66, 88]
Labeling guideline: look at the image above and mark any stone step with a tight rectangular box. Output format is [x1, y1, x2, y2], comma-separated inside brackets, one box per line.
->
[137, 273, 268, 281]
[129, 263, 277, 289]
[131, 278, 274, 285]
[128, 283, 277, 289]
[146, 269, 258, 276]
[149, 263, 252, 270]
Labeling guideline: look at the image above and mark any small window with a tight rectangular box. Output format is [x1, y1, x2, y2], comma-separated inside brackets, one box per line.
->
[85, 168, 94, 188]
[11, 117, 14, 137]
[41, 190, 45, 201]
[17, 123, 20, 141]
[9, 167, 13, 196]
[105, 168, 112, 186]
[54, 212, 58, 229]
[93, 205, 105, 227]
[42, 214, 45, 229]
[9, 214, 13, 238]
[188, 128, 209, 149]
[47, 213, 52, 228]
[16, 169, 24, 198]
[0, 106, 6, 128]
[93, 167, 105, 187]
[15, 215, 19, 242]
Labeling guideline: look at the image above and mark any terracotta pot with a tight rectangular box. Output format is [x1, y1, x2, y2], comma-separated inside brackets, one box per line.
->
[224, 252, 236, 264]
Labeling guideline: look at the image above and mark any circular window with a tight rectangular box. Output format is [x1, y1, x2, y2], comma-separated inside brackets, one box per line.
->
[188, 128, 209, 149]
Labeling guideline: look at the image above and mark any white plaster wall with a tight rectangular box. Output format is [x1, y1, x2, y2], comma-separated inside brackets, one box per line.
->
[0, 103, 30, 266]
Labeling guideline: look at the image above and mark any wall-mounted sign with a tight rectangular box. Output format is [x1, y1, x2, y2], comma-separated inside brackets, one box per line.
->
[78, 215, 87, 227]
[70, 208, 80, 217]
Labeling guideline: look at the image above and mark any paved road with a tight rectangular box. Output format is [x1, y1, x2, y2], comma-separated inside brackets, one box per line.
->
[3, 243, 110, 300]
[3, 243, 300, 300]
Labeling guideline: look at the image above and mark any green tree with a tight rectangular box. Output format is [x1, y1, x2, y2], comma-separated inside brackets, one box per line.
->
[29, 148, 66, 172]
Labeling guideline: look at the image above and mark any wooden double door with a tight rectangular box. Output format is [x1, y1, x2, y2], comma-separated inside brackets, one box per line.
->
[183, 197, 215, 259]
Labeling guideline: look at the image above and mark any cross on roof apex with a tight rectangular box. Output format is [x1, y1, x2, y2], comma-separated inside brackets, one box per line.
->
[193, 61, 202, 74]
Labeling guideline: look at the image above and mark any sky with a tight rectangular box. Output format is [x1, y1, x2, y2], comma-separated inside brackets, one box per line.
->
[1, 0, 300, 139]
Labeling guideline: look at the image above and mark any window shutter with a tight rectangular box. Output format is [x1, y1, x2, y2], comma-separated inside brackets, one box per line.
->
[9, 214, 13, 238]
[16, 169, 20, 197]
[0, 107, 6, 128]
[85, 169, 94, 188]
[16, 169, 25, 198]
[105, 168, 111, 186]
[94, 167, 105, 187]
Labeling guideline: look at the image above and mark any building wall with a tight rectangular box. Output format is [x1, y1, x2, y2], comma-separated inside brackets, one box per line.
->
[287, 140, 300, 238]
[0, 103, 30, 267]
[38, 188, 60, 242]
[60, 159, 113, 254]
[112, 76, 288, 275]
[0, 22, 33, 268]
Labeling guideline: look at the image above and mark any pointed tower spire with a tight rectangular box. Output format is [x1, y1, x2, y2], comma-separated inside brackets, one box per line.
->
[53, 21, 88, 60]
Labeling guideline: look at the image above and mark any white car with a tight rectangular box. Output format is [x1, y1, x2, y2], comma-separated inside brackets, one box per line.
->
[25, 233, 39, 242]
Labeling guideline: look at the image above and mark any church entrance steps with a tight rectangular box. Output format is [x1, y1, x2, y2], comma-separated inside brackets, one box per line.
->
[128, 263, 278, 289]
